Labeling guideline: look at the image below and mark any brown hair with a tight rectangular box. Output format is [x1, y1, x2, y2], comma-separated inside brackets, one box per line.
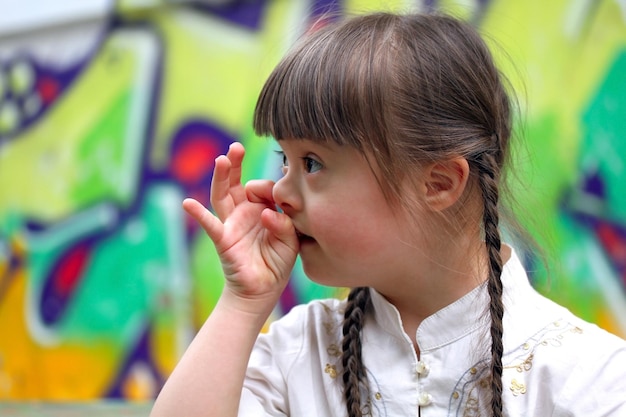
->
[254, 12, 512, 417]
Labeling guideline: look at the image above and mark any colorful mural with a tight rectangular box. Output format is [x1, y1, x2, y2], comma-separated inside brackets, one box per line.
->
[0, 0, 624, 401]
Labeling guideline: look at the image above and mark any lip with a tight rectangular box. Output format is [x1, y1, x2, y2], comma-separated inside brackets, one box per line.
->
[295, 228, 315, 244]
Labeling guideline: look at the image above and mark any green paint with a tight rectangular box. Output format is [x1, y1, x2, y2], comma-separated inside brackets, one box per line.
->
[73, 91, 136, 207]
[580, 51, 626, 222]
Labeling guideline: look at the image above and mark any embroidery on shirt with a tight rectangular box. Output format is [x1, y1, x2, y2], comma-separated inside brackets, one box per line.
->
[323, 320, 336, 336]
[327, 343, 341, 357]
[447, 320, 584, 416]
[510, 379, 526, 396]
[447, 359, 490, 417]
[444, 320, 584, 413]
[321, 302, 342, 383]
[324, 355, 389, 416]
[320, 299, 389, 416]
[362, 370, 388, 417]
[325, 363, 338, 378]
[463, 396, 480, 417]
[456, 374, 490, 417]
[502, 320, 584, 397]
[507, 352, 534, 373]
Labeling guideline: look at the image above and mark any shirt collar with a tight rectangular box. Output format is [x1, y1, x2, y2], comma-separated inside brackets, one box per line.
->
[369, 246, 536, 352]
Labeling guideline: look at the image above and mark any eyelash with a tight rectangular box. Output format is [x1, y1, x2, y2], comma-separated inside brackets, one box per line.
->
[276, 151, 323, 173]
[303, 156, 323, 173]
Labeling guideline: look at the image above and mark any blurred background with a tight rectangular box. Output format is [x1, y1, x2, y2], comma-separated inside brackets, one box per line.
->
[0, 0, 624, 403]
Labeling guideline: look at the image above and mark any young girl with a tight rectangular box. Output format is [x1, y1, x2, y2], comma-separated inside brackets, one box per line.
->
[151, 12, 626, 417]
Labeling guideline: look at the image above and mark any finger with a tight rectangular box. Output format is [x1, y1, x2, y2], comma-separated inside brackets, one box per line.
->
[210, 155, 234, 220]
[226, 142, 245, 187]
[183, 198, 224, 243]
[261, 209, 298, 252]
[245, 180, 276, 206]
[226, 142, 247, 203]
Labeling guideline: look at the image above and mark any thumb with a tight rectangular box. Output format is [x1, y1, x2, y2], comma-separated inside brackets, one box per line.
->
[245, 179, 275, 206]
[261, 208, 298, 251]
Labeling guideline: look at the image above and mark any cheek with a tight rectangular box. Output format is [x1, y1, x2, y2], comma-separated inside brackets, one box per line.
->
[311, 203, 396, 255]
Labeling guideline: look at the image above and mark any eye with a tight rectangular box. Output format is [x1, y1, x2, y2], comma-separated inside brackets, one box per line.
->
[275, 150, 288, 174]
[303, 156, 323, 173]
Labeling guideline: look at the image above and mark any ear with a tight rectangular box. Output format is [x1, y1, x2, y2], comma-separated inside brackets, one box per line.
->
[422, 158, 470, 211]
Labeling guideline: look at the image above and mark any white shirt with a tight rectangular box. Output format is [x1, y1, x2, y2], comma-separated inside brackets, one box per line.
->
[239, 249, 626, 416]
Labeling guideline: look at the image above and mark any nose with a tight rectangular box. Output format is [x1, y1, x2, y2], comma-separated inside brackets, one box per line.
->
[272, 174, 302, 216]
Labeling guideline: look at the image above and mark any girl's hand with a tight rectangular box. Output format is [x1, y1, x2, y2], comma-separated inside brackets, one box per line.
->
[182, 142, 299, 312]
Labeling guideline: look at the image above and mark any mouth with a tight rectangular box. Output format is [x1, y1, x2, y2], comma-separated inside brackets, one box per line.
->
[295, 229, 315, 244]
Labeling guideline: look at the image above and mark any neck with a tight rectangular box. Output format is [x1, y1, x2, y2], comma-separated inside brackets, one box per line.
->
[375, 236, 492, 350]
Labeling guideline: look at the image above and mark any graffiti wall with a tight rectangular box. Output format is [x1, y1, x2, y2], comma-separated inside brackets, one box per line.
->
[0, 0, 624, 401]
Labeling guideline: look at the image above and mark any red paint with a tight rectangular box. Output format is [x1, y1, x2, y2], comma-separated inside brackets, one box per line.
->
[171, 136, 217, 183]
[597, 223, 626, 261]
[37, 76, 60, 104]
[54, 243, 91, 296]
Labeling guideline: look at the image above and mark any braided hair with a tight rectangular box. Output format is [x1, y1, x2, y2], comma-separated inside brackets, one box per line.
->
[341, 287, 372, 417]
[254, 12, 513, 417]
[472, 144, 506, 415]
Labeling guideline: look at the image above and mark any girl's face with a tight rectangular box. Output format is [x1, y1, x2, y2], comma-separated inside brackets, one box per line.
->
[272, 139, 423, 291]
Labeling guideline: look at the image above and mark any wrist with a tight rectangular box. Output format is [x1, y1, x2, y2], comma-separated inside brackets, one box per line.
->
[216, 287, 280, 327]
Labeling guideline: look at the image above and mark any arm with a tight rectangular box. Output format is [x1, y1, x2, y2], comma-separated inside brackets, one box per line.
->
[150, 142, 298, 417]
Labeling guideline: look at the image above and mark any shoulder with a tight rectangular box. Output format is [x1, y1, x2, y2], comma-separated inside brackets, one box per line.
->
[553, 320, 626, 415]
[571, 316, 626, 352]
[501, 315, 626, 416]
[256, 297, 346, 352]
[243, 298, 349, 415]
[245, 298, 346, 394]
[271, 297, 345, 331]
[562, 315, 626, 373]
[506, 311, 626, 413]
[505, 295, 626, 373]
[535, 315, 626, 368]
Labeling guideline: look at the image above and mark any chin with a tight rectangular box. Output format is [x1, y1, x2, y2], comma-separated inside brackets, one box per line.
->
[301, 265, 332, 286]
[301, 267, 353, 290]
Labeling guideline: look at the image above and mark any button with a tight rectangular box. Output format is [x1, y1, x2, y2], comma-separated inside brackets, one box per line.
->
[416, 361, 430, 376]
[418, 392, 433, 406]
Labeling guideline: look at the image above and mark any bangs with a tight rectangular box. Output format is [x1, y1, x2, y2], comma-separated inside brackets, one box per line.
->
[253, 16, 396, 149]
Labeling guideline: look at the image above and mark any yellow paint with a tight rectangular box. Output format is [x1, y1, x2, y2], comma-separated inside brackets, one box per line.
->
[0, 265, 121, 399]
